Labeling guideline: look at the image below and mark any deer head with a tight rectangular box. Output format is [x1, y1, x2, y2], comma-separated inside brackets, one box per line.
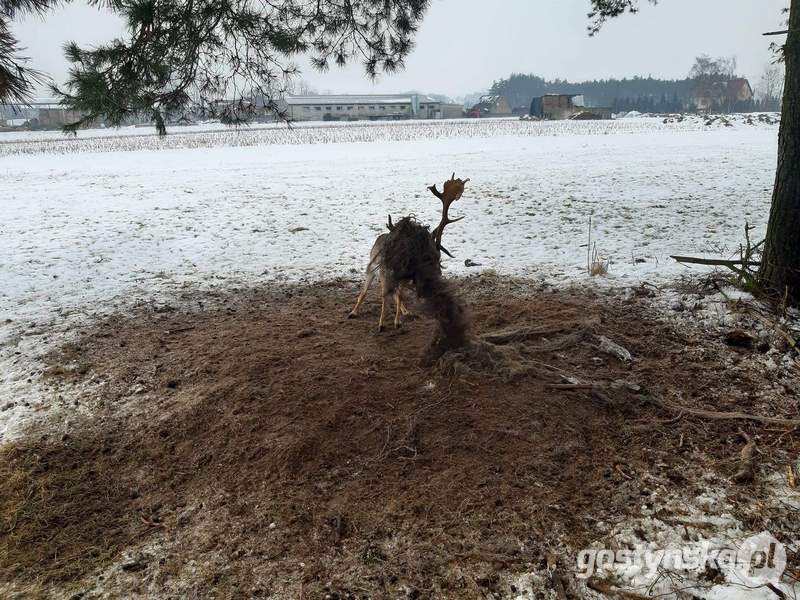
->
[428, 173, 469, 258]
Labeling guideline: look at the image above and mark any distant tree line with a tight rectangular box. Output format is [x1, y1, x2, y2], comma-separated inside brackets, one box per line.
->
[489, 73, 697, 112]
[610, 95, 775, 114]
[489, 56, 781, 115]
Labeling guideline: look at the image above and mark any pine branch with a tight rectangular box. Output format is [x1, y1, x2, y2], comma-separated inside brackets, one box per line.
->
[0, 16, 45, 104]
[49, 0, 430, 134]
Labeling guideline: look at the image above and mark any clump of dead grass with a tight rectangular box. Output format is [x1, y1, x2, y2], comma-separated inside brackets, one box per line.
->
[588, 243, 609, 277]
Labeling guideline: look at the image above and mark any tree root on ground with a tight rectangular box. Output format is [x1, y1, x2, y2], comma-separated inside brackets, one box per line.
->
[434, 323, 634, 381]
[479, 323, 591, 345]
[435, 322, 800, 429]
[636, 394, 800, 428]
[567, 385, 800, 429]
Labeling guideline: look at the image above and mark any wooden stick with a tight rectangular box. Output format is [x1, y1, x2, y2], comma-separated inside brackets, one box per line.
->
[569, 386, 800, 428]
[670, 255, 760, 267]
[766, 583, 788, 599]
[763, 30, 790, 36]
[547, 384, 596, 390]
[639, 394, 800, 428]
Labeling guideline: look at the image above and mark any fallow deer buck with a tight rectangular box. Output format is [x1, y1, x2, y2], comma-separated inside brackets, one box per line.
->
[349, 173, 470, 331]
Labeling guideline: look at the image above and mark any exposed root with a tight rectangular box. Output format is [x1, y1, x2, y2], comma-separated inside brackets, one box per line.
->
[637, 394, 800, 428]
[480, 324, 580, 345]
[558, 385, 800, 429]
[433, 322, 635, 381]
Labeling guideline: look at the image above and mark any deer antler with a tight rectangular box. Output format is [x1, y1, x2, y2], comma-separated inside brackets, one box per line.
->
[429, 173, 469, 254]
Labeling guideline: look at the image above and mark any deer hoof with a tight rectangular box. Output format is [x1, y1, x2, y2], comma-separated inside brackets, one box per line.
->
[378, 325, 385, 333]
[347, 312, 357, 319]
[394, 322, 402, 329]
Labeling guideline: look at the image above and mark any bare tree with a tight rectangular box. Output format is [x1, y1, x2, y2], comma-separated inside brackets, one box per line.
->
[297, 80, 318, 96]
[689, 54, 737, 82]
[757, 62, 785, 110]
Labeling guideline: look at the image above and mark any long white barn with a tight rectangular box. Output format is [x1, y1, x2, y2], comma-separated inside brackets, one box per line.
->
[283, 94, 463, 122]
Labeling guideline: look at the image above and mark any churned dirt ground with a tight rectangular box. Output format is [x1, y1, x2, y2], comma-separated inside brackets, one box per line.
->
[1, 275, 799, 599]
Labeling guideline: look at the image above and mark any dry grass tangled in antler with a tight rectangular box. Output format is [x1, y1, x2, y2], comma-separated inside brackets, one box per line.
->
[377, 175, 599, 380]
[381, 217, 440, 284]
[382, 217, 469, 363]
[380, 217, 547, 377]
[378, 175, 546, 374]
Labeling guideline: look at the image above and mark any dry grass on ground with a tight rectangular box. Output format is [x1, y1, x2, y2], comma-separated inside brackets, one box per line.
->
[1, 276, 798, 598]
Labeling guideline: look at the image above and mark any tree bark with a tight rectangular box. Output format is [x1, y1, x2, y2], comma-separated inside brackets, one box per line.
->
[759, 0, 800, 303]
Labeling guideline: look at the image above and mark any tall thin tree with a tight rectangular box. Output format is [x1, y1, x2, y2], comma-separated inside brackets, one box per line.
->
[759, 0, 799, 303]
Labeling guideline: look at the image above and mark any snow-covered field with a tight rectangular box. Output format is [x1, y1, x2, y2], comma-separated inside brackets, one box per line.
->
[1, 116, 779, 315]
[0, 113, 768, 155]
[0, 115, 779, 435]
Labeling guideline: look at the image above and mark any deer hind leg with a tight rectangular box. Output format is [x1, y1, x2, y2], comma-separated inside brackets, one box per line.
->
[349, 263, 377, 318]
[378, 278, 394, 333]
[398, 289, 409, 316]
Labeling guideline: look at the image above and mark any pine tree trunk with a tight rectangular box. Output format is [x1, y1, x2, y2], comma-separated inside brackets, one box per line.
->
[759, 0, 800, 303]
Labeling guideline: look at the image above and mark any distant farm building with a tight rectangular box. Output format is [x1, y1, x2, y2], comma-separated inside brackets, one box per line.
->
[467, 95, 512, 118]
[2, 118, 29, 128]
[693, 78, 754, 113]
[0, 98, 87, 130]
[529, 94, 612, 120]
[282, 94, 464, 122]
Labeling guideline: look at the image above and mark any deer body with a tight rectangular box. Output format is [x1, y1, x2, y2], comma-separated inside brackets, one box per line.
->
[348, 232, 410, 331]
[349, 174, 469, 332]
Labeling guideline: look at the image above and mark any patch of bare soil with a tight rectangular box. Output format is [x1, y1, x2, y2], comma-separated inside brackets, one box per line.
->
[1, 276, 799, 598]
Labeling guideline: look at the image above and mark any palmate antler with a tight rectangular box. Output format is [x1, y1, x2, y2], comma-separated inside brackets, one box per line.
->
[428, 172, 469, 257]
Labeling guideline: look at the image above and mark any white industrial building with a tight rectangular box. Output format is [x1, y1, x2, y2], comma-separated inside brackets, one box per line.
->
[282, 94, 464, 122]
[1, 97, 87, 129]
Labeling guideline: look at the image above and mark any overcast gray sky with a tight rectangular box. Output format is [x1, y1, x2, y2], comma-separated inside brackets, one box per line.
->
[12, 0, 786, 99]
